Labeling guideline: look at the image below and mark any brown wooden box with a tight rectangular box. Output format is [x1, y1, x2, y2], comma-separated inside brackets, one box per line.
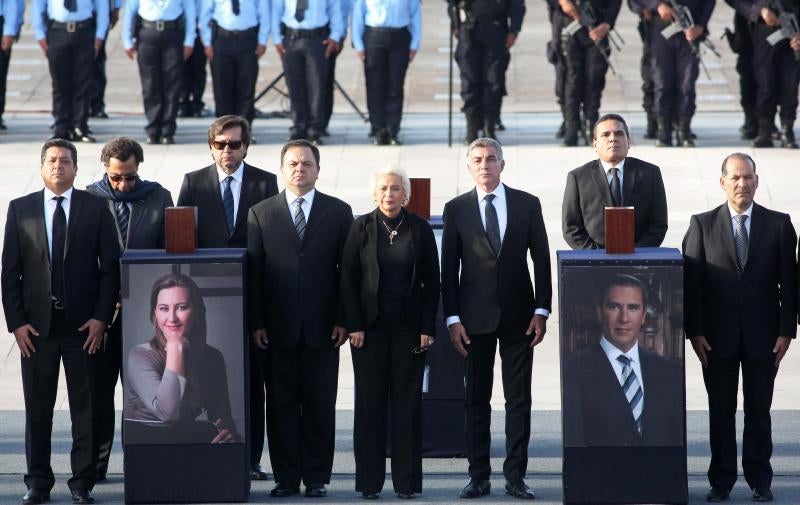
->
[165, 207, 197, 254]
[604, 206, 635, 254]
[407, 178, 431, 220]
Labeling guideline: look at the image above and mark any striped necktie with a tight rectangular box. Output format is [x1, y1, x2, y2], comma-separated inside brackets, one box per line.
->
[115, 201, 130, 247]
[294, 197, 306, 240]
[617, 355, 643, 434]
[733, 214, 748, 271]
[222, 176, 235, 235]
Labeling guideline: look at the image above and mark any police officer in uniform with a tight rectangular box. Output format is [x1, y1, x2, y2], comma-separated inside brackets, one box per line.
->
[352, 0, 421, 145]
[200, 0, 269, 127]
[546, 0, 568, 138]
[123, 0, 196, 144]
[32, 0, 110, 142]
[90, 0, 119, 119]
[179, 0, 208, 118]
[555, 0, 621, 147]
[725, 1, 759, 140]
[321, 0, 350, 137]
[729, 0, 800, 148]
[450, 0, 524, 144]
[631, 0, 715, 147]
[629, 0, 658, 138]
[0, 0, 20, 130]
[272, 0, 344, 144]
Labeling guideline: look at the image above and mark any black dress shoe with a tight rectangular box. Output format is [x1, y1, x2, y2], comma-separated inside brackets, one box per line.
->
[70, 489, 94, 504]
[752, 487, 774, 502]
[91, 110, 109, 119]
[389, 136, 402, 146]
[288, 132, 307, 141]
[249, 464, 269, 480]
[146, 135, 159, 145]
[310, 135, 323, 146]
[305, 484, 327, 497]
[71, 128, 96, 143]
[22, 488, 49, 504]
[373, 129, 389, 146]
[504, 480, 535, 499]
[361, 492, 379, 499]
[160, 135, 175, 145]
[706, 487, 730, 502]
[459, 478, 490, 498]
[397, 492, 415, 499]
[270, 483, 300, 497]
[0, 118, 7, 130]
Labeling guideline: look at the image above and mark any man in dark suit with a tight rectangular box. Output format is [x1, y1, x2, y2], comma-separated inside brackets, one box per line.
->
[2, 139, 120, 505]
[86, 137, 174, 481]
[441, 138, 552, 500]
[562, 113, 668, 249]
[176, 115, 278, 481]
[247, 139, 353, 498]
[683, 153, 797, 503]
[562, 274, 683, 447]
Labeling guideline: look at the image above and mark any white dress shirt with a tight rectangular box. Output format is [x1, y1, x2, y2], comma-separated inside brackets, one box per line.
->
[285, 187, 316, 222]
[599, 158, 626, 200]
[727, 202, 753, 238]
[600, 336, 645, 394]
[217, 163, 244, 223]
[43, 186, 73, 259]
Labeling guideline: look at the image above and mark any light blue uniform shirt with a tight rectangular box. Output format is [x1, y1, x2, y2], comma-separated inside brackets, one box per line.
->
[351, 0, 420, 52]
[199, 0, 269, 46]
[272, 0, 343, 45]
[2, 0, 21, 36]
[31, 0, 110, 40]
[121, 0, 197, 49]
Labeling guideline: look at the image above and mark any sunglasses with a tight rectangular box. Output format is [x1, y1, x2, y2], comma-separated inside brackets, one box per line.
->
[108, 174, 138, 182]
[212, 140, 244, 150]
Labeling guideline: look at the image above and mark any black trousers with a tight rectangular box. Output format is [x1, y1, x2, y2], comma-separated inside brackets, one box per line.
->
[561, 30, 608, 126]
[637, 18, 655, 115]
[0, 21, 10, 119]
[752, 24, 800, 122]
[352, 324, 425, 494]
[464, 323, 533, 482]
[93, 313, 122, 475]
[267, 342, 338, 487]
[456, 21, 509, 126]
[211, 28, 258, 124]
[249, 344, 269, 468]
[46, 24, 95, 136]
[702, 342, 778, 491]
[137, 27, 184, 136]
[90, 37, 107, 114]
[22, 309, 97, 492]
[734, 14, 757, 113]
[283, 34, 329, 136]
[363, 27, 411, 137]
[181, 33, 207, 113]
[649, 22, 699, 119]
[323, 47, 338, 130]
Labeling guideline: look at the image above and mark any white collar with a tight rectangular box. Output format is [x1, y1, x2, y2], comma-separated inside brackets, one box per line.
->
[216, 162, 244, 183]
[599, 158, 626, 173]
[44, 186, 74, 201]
[727, 202, 753, 220]
[475, 182, 506, 203]
[600, 335, 640, 364]
[285, 187, 316, 206]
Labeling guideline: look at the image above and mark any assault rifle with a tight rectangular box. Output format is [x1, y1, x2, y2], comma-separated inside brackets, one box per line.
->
[766, 0, 800, 61]
[660, 0, 721, 79]
[561, 0, 624, 75]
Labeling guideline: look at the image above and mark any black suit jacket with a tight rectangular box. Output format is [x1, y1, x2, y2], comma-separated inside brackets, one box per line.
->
[2, 189, 120, 337]
[247, 191, 353, 348]
[177, 163, 278, 248]
[340, 209, 440, 335]
[441, 184, 552, 335]
[562, 342, 684, 447]
[98, 187, 174, 249]
[562, 157, 668, 250]
[683, 202, 798, 360]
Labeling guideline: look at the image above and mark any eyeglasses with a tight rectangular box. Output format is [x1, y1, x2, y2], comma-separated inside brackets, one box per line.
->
[211, 140, 243, 151]
[108, 174, 138, 182]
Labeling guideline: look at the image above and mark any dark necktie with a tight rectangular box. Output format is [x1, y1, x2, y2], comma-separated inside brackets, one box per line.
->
[733, 214, 748, 271]
[294, 0, 308, 22]
[484, 194, 501, 257]
[115, 201, 130, 247]
[609, 167, 622, 206]
[51, 196, 67, 303]
[231, 0, 240, 15]
[64, 0, 78, 13]
[294, 197, 306, 240]
[222, 176, 235, 235]
[617, 355, 644, 434]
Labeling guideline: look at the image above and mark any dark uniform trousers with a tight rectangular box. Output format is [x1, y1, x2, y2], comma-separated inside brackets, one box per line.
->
[283, 28, 329, 136]
[22, 309, 98, 492]
[456, 20, 509, 128]
[751, 24, 800, 123]
[464, 323, 533, 483]
[352, 321, 425, 495]
[210, 26, 259, 124]
[46, 21, 95, 136]
[322, 47, 338, 131]
[93, 311, 122, 476]
[560, 24, 609, 131]
[137, 26, 184, 137]
[90, 39, 107, 115]
[181, 31, 208, 115]
[636, 16, 655, 118]
[649, 19, 699, 120]
[364, 26, 411, 137]
[733, 12, 757, 119]
[1, 17, 11, 120]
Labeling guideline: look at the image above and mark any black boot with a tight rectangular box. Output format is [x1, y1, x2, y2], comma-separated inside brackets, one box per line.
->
[752, 118, 774, 148]
[677, 117, 695, 147]
[556, 120, 566, 139]
[739, 108, 758, 140]
[644, 113, 658, 139]
[464, 115, 480, 145]
[484, 117, 497, 140]
[656, 116, 672, 147]
[781, 121, 798, 149]
[584, 117, 596, 145]
[561, 120, 579, 147]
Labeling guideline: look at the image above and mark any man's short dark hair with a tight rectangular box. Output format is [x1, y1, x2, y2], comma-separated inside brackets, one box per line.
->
[100, 137, 144, 167]
[207, 115, 251, 148]
[720, 152, 756, 176]
[280, 139, 320, 166]
[593, 114, 630, 140]
[40, 139, 78, 166]
[599, 274, 648, 309]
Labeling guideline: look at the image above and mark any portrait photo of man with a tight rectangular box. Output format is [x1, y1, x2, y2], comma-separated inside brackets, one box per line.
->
[562, 272, 684, 447]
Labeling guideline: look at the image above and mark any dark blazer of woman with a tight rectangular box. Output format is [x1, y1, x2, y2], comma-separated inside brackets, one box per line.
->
[341, 208, 440, 335]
